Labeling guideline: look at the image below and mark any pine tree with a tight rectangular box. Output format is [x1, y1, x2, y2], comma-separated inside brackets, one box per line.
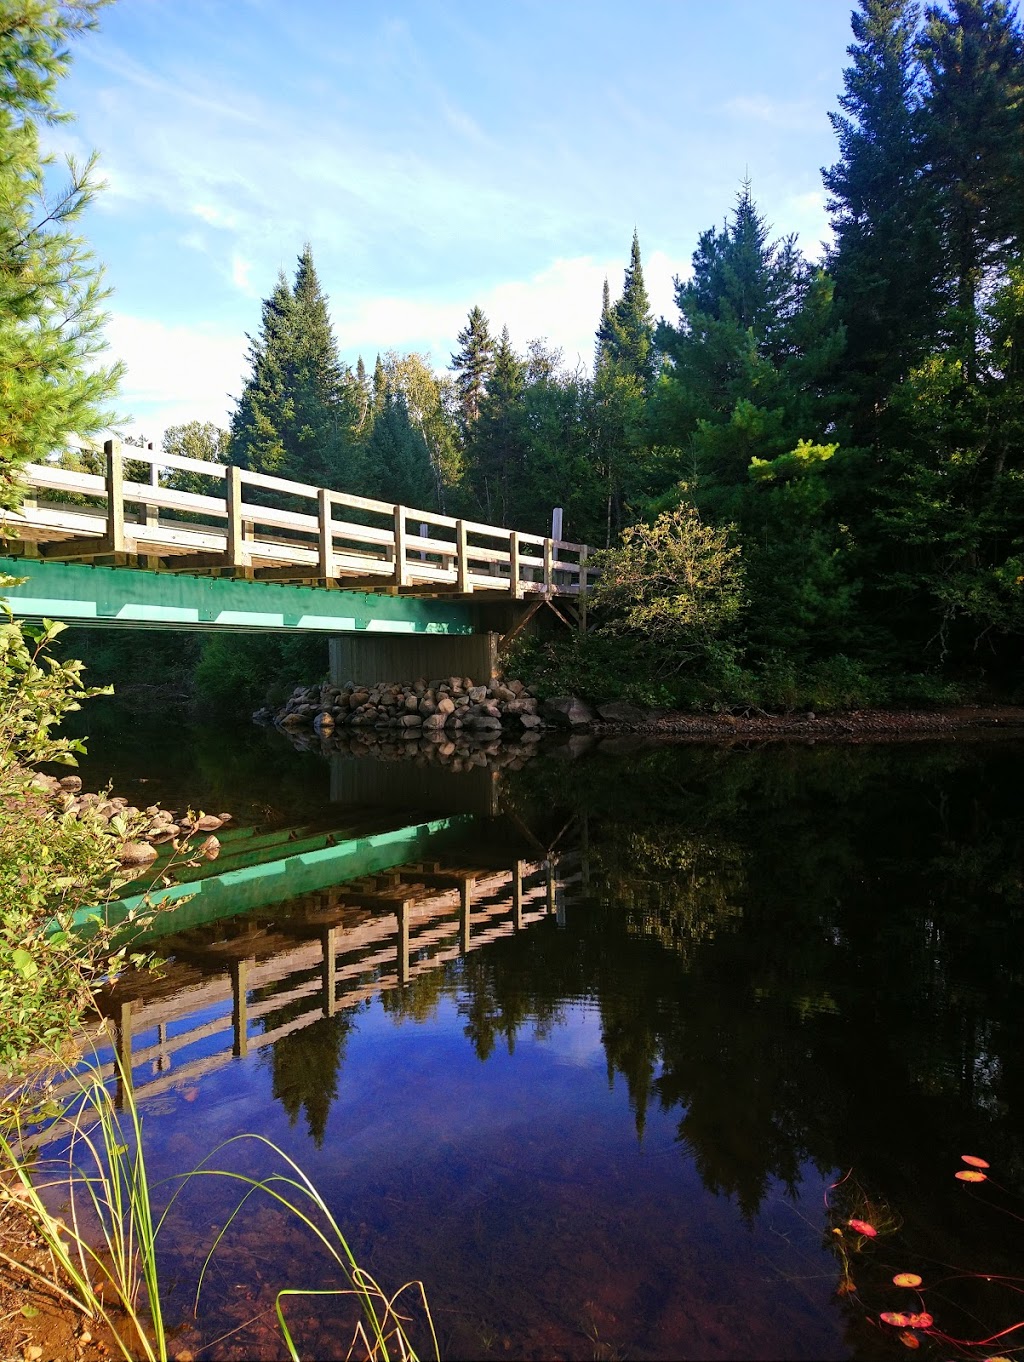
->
[600, 230, 655, 390]
[0, 0, 121, 510]
[359, 391, 436, 509]
[229, 272, 294, 476]
[471, 326, 527, 522]
[595, 276, 613, 371]
[919, 0, 1024, 381]
[824, 0, 941, 433]
[287, 243, 358, 486]
[229, 247, 358, 489]
[449, 305, 494, 432]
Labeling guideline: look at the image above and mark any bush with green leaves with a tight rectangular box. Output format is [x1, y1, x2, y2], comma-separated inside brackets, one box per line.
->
[0, 584, 150, 1072]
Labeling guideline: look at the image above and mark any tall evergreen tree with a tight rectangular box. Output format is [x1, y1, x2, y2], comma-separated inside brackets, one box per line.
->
[0, 0, 121, 509]
[471, 325, 527, 523]
[600, 230, 655, 391]
[287, 244, 359, 487]
[228, 272, 294, 476]
[359, 391, 436, 509]
[824, 0, 941, 433]
[229, 247, 358, 488]
[595, 277, 613, 371]
[449, 305, 495, 432]
[919, 0, 1024, 381]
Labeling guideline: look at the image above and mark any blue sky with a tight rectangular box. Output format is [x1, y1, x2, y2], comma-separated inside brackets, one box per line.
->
[51, 0, 856, 438]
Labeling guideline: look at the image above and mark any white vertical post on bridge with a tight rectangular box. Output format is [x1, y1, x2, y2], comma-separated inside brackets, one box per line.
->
[550, 507, 563, 541]
[419, 522, 429, 561]
[548, 507, 563, 594]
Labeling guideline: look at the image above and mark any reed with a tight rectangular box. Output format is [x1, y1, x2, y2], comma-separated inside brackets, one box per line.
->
[0, 1057, 436, 1362]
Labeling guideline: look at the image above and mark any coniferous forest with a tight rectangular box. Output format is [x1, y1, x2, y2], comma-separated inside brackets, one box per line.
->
[54, 0, 1024, 710]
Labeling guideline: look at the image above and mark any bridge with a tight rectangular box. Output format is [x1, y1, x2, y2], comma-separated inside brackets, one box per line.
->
[1, 441, 593, 681]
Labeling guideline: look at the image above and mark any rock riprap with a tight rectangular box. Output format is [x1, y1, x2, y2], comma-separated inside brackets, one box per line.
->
[257, 677, 545, 736]
[28, 771, 231, 869]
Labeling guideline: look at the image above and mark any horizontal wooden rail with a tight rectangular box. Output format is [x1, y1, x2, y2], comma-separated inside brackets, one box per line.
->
[3, 440, 597, 602]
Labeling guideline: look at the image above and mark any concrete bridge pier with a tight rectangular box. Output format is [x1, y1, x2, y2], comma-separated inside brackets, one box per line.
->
[328, 629, 500, 688]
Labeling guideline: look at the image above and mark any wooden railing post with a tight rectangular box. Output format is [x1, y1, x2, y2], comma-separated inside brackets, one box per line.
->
[393, 505, 408, 586]
[456, 519, 470, 593]
[396, 901, 410, 984]
[543, 537, 554, 593]
[459, 879, 472, 954]
[226, 465, 248, 569]
[104, 438, 125, 552]
[321, 926, 337, 1019]
[318, 488, 335, 582]
[509, 530, 522, 598]
[231, 957, 250, 1058]
[579, 545, 589, 631]
[512, 860, 524, 931]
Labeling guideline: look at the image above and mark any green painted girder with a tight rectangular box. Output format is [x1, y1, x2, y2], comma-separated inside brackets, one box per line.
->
[0, 556, 476, 634]
[71, 814, 472, 941]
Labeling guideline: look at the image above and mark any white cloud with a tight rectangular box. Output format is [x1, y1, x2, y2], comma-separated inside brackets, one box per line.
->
[230, 253, 257, 296]
[104, 313, 246, 439]
[331, 249, 690, 375]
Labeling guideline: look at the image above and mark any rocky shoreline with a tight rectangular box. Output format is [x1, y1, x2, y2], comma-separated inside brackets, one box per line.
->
[28, 770, 231, 870]
[256, 679, 1024, 747]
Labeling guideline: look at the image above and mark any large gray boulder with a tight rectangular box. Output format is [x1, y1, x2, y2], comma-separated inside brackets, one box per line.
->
[541, 695, 595, 728]
[596, 701, 647, 726]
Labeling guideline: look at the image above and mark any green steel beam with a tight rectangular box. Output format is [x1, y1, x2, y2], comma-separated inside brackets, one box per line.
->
[71, 815, 472, 941]
[0, 556, 476, 635]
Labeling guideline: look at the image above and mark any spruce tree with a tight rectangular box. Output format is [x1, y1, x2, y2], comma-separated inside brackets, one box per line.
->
[287, 243, 358, 486]
[472, 325, 527, 522]
[229, 272, 295, 476]
[0, 0, 121, 510]
[919, 0, 1024, 380]
[601, 230, 655, 390]
[824, 0, 941, 433]
[449, 306, 495, 432]
[359, 392, 436, 509]
[595, 276, 613, 371]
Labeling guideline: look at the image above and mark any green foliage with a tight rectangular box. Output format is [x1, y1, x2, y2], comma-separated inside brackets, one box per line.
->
[229, 247, 361, 489]
[0, 0, 121, 510]
[589, 506, 745, 671]
[0, 585, 150, 1070]
[448, 304, 494, 434]
[192, 632, 330, 714]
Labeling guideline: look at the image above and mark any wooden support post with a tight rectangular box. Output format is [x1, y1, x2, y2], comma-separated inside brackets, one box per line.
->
[546, 859, 557, 916]
[156, 1021, 170, 1074]
[459, 879, 473, 954]
[114, 999, 134, 1108]
[456, 519, 470, 593]
[231, 957, 251, 1058]
[321, 926, 337, 1018]
[579, 546, 589, 631]
[544, 537, 554, 594]
[509, 530, 522, 599]
[393, 505, 408, 586]
[104, 438, 125, 552]
[318, 488, 335, 582]
[226, 465, 249, 571]
[396, 901, 410, 985]
[512, 860, 524, 931]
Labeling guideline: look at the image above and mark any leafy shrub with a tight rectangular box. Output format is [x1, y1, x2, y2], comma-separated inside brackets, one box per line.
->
[0, 587, 152, 1071]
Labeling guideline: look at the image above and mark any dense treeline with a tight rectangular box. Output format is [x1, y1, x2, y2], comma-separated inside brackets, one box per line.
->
[13, 1, 1024, 710]
[149, 0, 1021, 710]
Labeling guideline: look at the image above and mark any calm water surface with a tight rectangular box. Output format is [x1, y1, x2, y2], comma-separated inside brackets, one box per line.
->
[48, 711, 1024, 1360]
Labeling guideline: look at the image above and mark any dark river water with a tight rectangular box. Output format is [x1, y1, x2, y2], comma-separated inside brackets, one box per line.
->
[43, 709, 1024, 1360]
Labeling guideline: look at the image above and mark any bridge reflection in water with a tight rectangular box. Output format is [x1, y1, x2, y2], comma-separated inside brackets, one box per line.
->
[35, 748, 583, 1145]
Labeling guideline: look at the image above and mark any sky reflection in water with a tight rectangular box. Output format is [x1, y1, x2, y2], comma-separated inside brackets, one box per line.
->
[63, 721, 1024, 1360]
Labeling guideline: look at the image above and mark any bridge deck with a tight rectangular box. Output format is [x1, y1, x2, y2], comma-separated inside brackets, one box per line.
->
[2, 442, 593, 601]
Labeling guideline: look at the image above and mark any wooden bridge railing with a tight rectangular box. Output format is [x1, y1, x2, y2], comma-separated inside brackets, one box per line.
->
[19, 855, 581, 1141]
[5, 441, 595, 599]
